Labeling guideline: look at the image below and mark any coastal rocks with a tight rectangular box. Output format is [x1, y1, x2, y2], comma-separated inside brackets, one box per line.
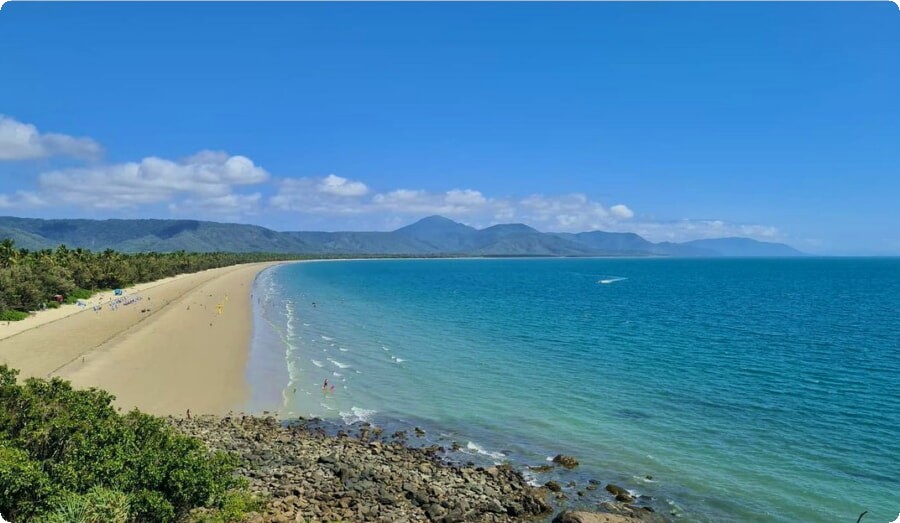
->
[552, 511, 645, 523]
[170, 415, 552, 523]
[605, 484, 634, 503]
[596, 502, 668, 523]
[545, 480, 562, 492]
[552, 454, 580, 469]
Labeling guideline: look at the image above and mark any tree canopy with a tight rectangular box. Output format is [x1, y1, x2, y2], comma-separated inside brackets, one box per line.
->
[0, 239, 305, 320]
[0, 365, 247, 522]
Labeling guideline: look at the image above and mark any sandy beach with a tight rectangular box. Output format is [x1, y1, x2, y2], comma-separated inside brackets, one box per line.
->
[0, 261, 283, 416]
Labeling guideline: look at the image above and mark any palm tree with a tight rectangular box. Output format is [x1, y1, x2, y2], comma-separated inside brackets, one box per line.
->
[0, 238, 17, 269]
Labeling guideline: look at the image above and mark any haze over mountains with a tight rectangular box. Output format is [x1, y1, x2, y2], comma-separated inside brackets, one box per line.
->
[0, 215, 803, 257]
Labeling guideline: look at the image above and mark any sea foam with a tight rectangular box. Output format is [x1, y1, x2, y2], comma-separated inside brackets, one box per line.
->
[340, 406, 377, 425]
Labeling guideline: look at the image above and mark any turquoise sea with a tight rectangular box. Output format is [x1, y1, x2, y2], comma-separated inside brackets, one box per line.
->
[246, 258, 900, 522]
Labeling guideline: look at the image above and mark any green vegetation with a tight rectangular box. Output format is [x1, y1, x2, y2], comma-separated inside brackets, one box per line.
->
[64, 288, 95, 304]
[0, 238, 306, 320]
[0, 366, 257, 522]
[187, 491, 265, 523]
[0, 310, 29, 321]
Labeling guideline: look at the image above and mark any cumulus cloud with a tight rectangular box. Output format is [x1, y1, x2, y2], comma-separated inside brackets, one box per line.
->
[0, 115, 102, 161]
[270, 176, 370, 215]
[371, 188, 491, 216]
[0, 191, 46, 209]
[38, 150, 269, 209]
[318, 174, 369, 197]
[610, 204, 634, 219]
[272, 179, 626, 230]
[269, 179, 784, 242]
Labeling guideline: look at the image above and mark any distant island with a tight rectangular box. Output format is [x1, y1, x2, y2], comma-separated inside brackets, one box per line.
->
[0, 215, 803, 257]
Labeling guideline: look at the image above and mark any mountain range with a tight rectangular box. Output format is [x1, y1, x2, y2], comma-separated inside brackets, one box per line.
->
[0, 215, 804, 257]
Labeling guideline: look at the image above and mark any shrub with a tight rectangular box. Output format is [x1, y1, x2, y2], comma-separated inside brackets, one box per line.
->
[64, 288, 94, 304]
[45, 487, 131, 523]
[187, 490, 265, 523]
[0, 310, 29, 321]
[0, 442, 55, 521]
[0, 365, 243, 522]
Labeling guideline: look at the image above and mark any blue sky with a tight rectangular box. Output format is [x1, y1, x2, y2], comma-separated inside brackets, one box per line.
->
[0, 2, 897, 254]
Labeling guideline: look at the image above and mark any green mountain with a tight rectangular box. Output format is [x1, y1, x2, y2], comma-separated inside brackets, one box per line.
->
[0, 215, 804, 257]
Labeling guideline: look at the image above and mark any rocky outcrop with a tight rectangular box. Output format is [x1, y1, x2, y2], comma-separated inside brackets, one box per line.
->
[171, 415, 670, 522]
[171, 415, 552, 522]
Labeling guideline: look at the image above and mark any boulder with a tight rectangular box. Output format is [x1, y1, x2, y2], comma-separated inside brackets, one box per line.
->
[552, 454, 580, 468]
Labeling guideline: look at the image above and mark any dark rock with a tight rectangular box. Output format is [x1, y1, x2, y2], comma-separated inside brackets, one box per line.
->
[616, 492, 635, 503]
[545, 480, 562, 492]
[552, 454, 580, 468]
[605, 483, 629, 497]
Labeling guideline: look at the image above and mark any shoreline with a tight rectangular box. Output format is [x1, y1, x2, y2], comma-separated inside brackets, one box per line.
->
[172, 414, 665, 523]
[0, 261, 286, 415]
[1, 256, 676, 521]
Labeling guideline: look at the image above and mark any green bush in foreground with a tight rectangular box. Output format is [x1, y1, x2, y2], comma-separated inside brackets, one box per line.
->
[0, 365, 251, 522]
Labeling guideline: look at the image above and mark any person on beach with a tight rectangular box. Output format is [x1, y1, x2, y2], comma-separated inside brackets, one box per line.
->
[186, 409, 191, 419]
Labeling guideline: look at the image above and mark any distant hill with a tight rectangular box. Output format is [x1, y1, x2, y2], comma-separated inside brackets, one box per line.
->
[681, 237, 805, 257]
[0, 215, 804, 257]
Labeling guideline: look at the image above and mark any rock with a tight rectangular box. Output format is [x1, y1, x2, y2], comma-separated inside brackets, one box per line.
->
[616, 492, 635, 503]
[545, 480, 562, 492]
[168, 415, 556, 523]
[552, 454, 580, 468]
[605, 484, 629, 497]
[552, 511, 646, 523]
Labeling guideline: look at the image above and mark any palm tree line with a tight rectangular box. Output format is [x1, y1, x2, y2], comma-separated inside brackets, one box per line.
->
[0, 238, 304, 319]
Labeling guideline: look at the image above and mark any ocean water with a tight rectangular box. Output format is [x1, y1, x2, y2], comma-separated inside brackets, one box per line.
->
[246, 258, 900, 522]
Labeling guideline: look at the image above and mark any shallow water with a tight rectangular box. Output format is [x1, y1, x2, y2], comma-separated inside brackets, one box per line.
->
[246, 258, 900, 522]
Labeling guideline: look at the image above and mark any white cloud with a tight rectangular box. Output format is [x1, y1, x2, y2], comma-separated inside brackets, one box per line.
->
[610, 204, 634, 219]
[0, 115, 102, 161]
[38, 150, 269, 209]
[273, 181, 626, 230]
[445, 189, 487, 206]
[371, 188, 490, 216]
[270, 180, 783, 242]
[0, 191, 46, 209]
[618, 219, 782, 243]
[270, 177, 370, 215]
[319, 174, 369, 197]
